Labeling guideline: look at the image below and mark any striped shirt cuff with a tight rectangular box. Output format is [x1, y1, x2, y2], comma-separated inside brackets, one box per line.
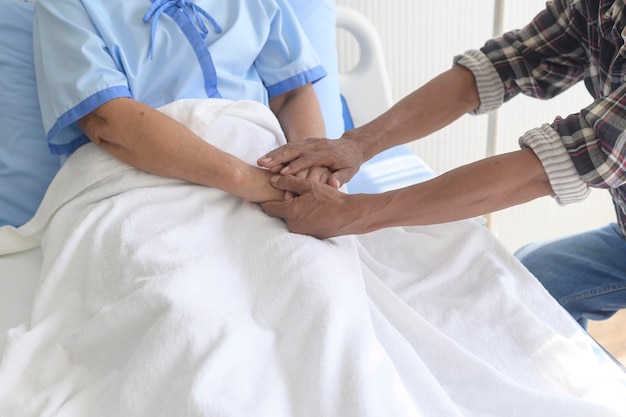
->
[453, 49, 503, 115]
[519, 124, 590, 205]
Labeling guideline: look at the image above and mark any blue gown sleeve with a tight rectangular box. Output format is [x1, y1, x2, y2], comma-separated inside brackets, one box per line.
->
[256, 0, 326, 98]
[33, 0, 131, 155]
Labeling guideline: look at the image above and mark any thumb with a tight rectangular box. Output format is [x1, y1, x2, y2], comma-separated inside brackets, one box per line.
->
[260, 200, 287, 218]
[269, 175, 312, 195]
[328, 169, 355, 189]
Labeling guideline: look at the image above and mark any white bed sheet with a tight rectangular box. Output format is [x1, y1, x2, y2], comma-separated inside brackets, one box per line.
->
[0, 248, 40, 351]
[0, 98, 625, 417]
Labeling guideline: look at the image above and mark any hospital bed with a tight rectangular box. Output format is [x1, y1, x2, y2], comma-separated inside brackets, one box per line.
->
[0, 2, 625, 416]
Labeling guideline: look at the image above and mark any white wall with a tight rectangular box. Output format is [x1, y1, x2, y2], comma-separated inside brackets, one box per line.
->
[336, 0, 616, 252]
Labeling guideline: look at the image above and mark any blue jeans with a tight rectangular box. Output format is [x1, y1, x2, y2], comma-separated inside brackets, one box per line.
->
[515, 223, 626, 328]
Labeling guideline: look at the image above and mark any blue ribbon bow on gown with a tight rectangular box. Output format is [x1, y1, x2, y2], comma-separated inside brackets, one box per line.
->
[143, 0, 223, 59]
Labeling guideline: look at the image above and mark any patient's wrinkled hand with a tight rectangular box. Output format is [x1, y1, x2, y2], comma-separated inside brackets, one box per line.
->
[300, 165, 331, 183]
[281, 165, 332, 200]
[249, 165, 333, 203]
[257, 137, 364, 189]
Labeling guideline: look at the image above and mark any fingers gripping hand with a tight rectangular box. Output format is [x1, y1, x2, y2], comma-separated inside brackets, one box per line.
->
[285, 166, 331, 199]
[261, 176, 349, 239]
[257, 138, 362, 188]
[302, 166, 331, 184]
[307, 167, 347, 193]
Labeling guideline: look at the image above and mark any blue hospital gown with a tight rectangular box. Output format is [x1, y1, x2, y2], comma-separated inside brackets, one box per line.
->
[33, 0, 326, 155]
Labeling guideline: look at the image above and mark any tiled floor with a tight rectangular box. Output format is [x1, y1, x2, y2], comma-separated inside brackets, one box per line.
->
[587, 310, 626, 366]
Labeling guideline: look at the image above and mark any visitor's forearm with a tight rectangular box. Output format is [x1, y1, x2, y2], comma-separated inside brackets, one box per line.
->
[351, 149, 553, 233]
[347, 65, 480, 162]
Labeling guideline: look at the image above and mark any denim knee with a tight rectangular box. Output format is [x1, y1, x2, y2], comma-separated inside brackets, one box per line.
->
[514, 224, 626, 324]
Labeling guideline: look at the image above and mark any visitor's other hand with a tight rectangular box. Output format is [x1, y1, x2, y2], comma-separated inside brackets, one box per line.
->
[261, 175, 360, 238]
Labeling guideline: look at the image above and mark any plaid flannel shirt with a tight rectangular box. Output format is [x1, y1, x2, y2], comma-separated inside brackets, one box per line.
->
[455, 0, 626, 238]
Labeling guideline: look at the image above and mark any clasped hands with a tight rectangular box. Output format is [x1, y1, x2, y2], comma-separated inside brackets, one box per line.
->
[255, 136, 364, 238]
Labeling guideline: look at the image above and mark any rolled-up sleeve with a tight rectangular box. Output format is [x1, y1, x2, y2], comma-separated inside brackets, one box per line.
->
[477, 0, 587, 103]
[453, 0, 587, 113]
[456, 0, 626, 202]
[554, 84, 626, 190]
[519, 124, 590, 204]
[453, 50, 504, 115]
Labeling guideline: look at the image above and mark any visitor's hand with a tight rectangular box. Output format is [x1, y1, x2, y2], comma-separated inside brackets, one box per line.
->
[261, 175, 360, 238]
[257, 137, 364, 189]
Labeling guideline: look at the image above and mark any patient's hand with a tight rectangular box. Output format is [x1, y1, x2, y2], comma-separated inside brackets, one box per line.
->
[247, 165, 332, 203]
[299, 165, 328, 183]
[240, 166, 288, 203]
[257, 137, 364, 189]
[287, 165, 332, 199]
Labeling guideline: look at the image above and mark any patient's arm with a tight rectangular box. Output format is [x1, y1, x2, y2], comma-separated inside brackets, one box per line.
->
[269, 83, 331, 185]
[78, 97, 283, 203]
[270, 83, 325, 145]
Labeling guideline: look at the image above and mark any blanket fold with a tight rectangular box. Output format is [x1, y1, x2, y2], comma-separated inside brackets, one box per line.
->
[0, 98, 625, 417]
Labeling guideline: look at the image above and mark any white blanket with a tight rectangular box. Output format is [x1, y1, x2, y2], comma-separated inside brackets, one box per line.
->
[0, 99, 625, 416]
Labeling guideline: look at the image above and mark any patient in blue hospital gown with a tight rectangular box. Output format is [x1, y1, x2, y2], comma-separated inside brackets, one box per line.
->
[34, 0, 329, 201]
[4, 1, 624, 416]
